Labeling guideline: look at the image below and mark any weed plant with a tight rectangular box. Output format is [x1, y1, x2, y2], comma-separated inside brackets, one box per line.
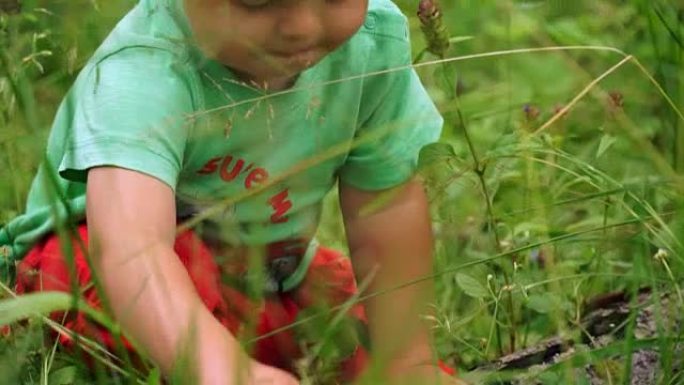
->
[1, 0, 683, 384]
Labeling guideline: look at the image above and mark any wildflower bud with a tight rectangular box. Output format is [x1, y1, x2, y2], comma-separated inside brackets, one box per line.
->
[553, 103, 569, 119]
[418, 0, 440, 24]
[417, 0, 451, 58]
[523, 103, 540, 122]
[607, 90, 624, 117]
[654, 248, 669, 261]
[529, 248, 546, 269]
[608, 91, 624, 109]
[502, 284, 515, 292]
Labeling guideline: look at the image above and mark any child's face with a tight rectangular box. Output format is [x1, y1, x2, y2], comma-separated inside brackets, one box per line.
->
[183, 0, 368, 89]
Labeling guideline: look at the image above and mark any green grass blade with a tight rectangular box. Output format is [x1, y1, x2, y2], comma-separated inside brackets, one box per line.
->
[0, 292, 71, 325]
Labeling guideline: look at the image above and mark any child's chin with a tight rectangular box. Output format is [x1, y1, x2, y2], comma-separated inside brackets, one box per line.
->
[275, 50, 322, 70]
[235, 70, 299, 90]
[251, 65, 315, 89]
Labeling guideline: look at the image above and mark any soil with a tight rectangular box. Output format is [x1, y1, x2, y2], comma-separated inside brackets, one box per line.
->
[474, 288, 683, 384]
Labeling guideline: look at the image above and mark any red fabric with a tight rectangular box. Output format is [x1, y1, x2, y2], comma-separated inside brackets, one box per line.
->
[438, 360, 456, 376]
[15, 224, 367, 381]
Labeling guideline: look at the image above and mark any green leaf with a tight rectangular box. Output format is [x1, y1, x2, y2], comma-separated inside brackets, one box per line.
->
[455, 273, 489, 299]
[48, 366, 77, 385]
[596, 133, 617, 158]
[526, 293, 561, 314]
[0, 292, 72, 325]
[418, 142, 456, 169]
[146, 368, 162, 385]
[537, 370, 561, 385]
[418, 142, 459, 188]
[0, 292, 117, 333]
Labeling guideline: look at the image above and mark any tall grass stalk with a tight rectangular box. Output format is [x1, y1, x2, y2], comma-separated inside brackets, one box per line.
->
[2, 2, 684, 383]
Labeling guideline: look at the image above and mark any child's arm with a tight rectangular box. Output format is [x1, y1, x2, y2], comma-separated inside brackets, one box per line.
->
[86, 167, 298, 385]
[340, 178, 449, 382]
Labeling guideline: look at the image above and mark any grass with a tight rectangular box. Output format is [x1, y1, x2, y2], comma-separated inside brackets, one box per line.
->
[2, 0, 684, 384]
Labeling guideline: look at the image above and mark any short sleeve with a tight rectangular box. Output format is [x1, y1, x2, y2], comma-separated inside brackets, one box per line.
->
[58, 46, 195, 190]
[339, 14, 443, 190]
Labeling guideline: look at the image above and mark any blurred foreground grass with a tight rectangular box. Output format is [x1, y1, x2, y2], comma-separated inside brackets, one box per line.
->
[2, 0, 684, 384]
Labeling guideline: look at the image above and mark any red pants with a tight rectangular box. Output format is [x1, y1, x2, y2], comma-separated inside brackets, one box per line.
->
[16, 224, 367, 382]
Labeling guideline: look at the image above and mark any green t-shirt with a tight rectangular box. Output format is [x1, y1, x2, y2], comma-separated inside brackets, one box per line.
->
[0, 0, 443, 287]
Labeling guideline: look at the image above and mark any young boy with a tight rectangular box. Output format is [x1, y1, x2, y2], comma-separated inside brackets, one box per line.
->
[1, 0, 453, 383]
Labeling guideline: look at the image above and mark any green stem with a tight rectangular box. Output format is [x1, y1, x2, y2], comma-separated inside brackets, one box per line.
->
[2, 141, 22, 213]
[251, 214, 665, 344]
[441, 56, 517, 354]
[675, 31, 684, 173]
[0, 48, 39, 133]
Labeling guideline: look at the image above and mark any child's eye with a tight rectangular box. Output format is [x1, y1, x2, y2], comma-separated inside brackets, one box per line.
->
[238, 0, 272, 8]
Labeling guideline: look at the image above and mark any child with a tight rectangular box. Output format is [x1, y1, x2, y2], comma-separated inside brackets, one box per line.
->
[0, 0, 453, 383]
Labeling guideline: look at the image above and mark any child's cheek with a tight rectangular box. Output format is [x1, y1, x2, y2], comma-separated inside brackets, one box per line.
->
[184, 1, 231, 39]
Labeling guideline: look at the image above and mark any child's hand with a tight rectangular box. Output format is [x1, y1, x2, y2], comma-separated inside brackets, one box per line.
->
[388, 366, 467, 385]
[382, 365, 468, 385]
[354, 360, 467, 385]
[246, 361, 300, 385]
[193, 343, 299, 385]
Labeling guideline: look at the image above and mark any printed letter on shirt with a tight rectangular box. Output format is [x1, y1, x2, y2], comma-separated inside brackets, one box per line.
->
[245, 168, 269, 189]
[220, 156, 245, 182]
[269, 189, 292, 224]
[197, 156, 222, 175]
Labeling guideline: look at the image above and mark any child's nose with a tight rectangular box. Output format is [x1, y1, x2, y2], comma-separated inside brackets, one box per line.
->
[276, 3, 324, 44]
